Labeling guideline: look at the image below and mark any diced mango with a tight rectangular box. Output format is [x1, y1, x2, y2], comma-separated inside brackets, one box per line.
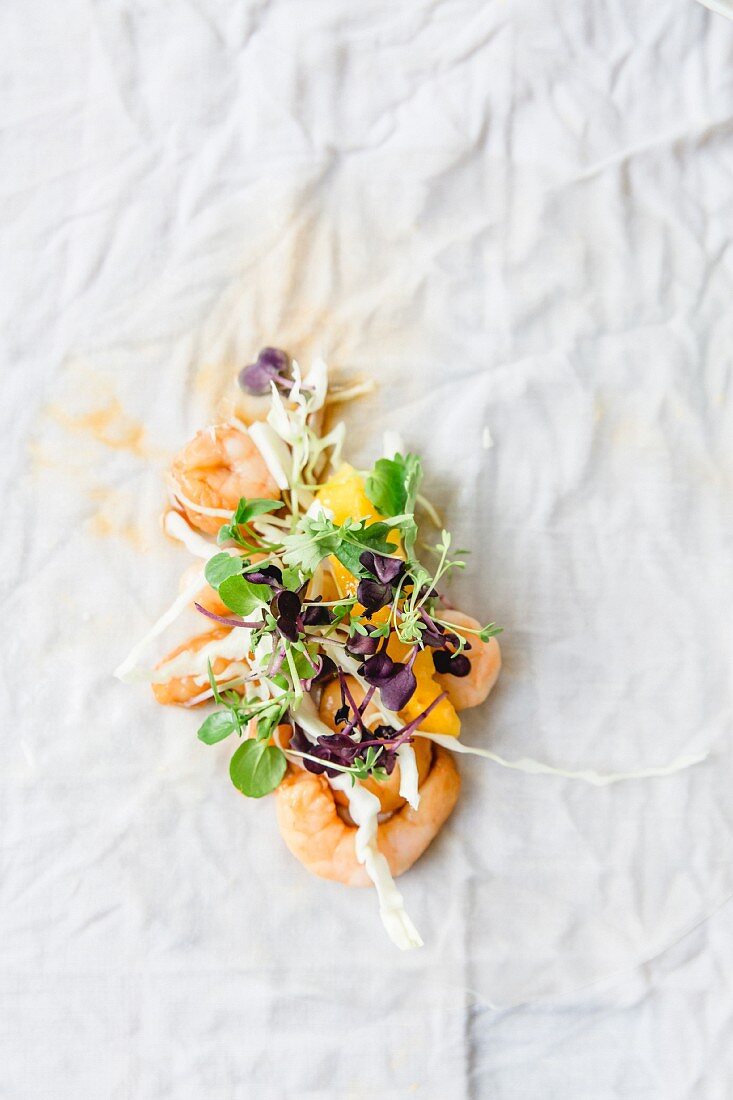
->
[316, 464, 460, 736]
[316, 464, 401, 603]
[387, 635, 461, 737]
[316, 463, 380, 528]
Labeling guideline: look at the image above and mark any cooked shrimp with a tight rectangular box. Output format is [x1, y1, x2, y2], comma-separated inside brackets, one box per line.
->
[152, 627, 247, 706]
[179, 562, 232, 622]
[170, 424, 281, 535]
[318, 677, 432, 813]
[433, 609, 501, 710]
[274, 745, 460, 885]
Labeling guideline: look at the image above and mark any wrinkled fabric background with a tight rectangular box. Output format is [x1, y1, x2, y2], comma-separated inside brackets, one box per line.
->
[2, 1, 733, 1097]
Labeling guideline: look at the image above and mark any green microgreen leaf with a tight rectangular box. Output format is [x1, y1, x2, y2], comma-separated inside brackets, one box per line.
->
[218, 574, 273, 615]
[282, 514, 397, 580]
[365, 456, 409, 517]
[349, 744, 387, 781]
[234, 497, 283, 524]
[197, 710, 239, 745]
[207, 659, 223, 705]
[205, 552, 245, 589]
[281, 565, 305, 591]
[370, 620, 391, 638]
[365, 453, 423, 518]
[229, 740, 287, 798]
[290, 647, 319, 681]
[332, 521, 398, 577]
[217, 497, 283, 547]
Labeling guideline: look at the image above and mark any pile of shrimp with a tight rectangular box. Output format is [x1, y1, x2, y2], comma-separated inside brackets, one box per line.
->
[119, 353, 501, 949]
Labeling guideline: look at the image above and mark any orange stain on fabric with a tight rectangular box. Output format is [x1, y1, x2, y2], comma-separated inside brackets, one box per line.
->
[85, 487, 149, 551]
[49, 399, 149, 457]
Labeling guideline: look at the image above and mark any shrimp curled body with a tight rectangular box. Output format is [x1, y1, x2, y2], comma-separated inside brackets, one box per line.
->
[170, 424, 281, 534]
[274, 746, 460, 886]
[152, 628, 245, 707]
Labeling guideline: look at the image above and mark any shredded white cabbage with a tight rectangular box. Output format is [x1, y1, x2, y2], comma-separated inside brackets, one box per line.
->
[331, 774, 423, 950]
[325, 378, 376, 405]
[396, 744, 420, 810]
[417, 732, 709, 787]
[291, 691, 337, 744]
[150, 628, 253, 685]
[302, 357, 328, 410]
[306, 499, 334, 522]
[482, 426, 494, 449]
[167, 480, 232, 519]
[114, 569, 206, 682]
[248, 420, 291, 490]
[267, 382, 301, 444]
[305, 420, 346, 475]
[163, 510, 219, 558]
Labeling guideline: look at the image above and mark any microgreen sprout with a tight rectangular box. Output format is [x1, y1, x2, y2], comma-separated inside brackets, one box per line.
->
[184, 424, 500, 798]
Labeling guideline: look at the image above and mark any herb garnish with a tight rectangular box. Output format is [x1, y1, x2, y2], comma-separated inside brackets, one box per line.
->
[193, 458, 501, 797]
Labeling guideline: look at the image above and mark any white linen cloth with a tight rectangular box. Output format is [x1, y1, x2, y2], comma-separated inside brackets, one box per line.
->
[1, 1, 733, 1096]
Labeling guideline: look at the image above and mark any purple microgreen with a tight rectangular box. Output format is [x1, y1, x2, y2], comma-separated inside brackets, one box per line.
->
[346, 626, 380, 658]
[276, 615, 300, 642]
[359, 550, 404, 584]
[264, 646, 286, 678]
[334, 703, 349, 726]
[356, 577, 393, 614]
[288, 685, 449, 783]
[338, 671, 371, 736]
[313, 654, 337, 682]
[274, 589, 301, 619]
[417, 607, 449, 648]
[271, 589, 303, 643]
[194, 602, 262, 629]
[238, 347, 291, 396]
[378, 659, 417, 711]
[361, 646, 419, 711]
[290, 725, 326, 774]
[361, 651, 396, 684]
[302, 600, 333, 626]
[358, 683, 377, 715]
[433, 650, 471, 677]
[244, 563, 283, 588]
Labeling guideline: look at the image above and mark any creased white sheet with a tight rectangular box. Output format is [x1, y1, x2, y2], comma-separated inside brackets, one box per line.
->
[2, 1, 733, 1097]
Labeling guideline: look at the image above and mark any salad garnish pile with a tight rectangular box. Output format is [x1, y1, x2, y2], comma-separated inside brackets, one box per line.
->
[116, 347, 708, 949]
